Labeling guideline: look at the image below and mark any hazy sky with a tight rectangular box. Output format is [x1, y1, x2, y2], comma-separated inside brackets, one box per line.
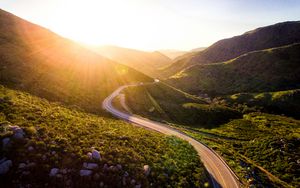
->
[1, 0, 300, 51]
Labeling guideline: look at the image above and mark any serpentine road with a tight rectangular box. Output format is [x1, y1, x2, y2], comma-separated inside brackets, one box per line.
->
[102, 83, 240, 188]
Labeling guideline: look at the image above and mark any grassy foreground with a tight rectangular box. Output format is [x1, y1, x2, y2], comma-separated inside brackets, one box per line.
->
[0, 85, 210, 187]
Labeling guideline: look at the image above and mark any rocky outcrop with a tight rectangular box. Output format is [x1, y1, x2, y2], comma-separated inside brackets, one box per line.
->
[0, 159, 12, 174]
[79, 169, 93, 176]
[92, 149, 101, 160]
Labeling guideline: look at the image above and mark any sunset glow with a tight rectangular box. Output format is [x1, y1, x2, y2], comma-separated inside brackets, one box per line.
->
[1, 0, 300, 50]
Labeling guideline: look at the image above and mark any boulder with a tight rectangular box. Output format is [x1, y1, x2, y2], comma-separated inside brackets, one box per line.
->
[60, 169, 67, 174]
[28, 146, 34, 151]
[92, 149, 101, 160]
[49, 168, 59, 177]
[87, 152, 92, 159]
[79, 169, 93, 176]
[10, 125, 25, 139]
[93, 173, 100, 180]
[83, 162, 98, 170]
[103, 163, 108, 171]
[2, 137, 11, 149]
[143, 165, 150, 176]
[117, 164, 122, 170]
[0, 160, 12, 174]
[18, 163, 26, 169]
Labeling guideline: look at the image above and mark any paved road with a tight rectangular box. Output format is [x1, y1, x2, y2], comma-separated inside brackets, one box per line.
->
[102, 83, 240, 188]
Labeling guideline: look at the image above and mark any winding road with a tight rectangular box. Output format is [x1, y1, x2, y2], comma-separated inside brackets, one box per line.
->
[102, 83, 240, 188]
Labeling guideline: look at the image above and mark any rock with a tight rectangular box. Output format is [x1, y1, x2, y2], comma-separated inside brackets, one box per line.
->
[0, 160, 12, 175]
[83, 162, 98, 170]
[2, 138, 11, 148]
[93, 173, 100, 180]
[143, 165, 150, 176]
[42, 155, 47, 161]
[27, 162, 36, 168]
[0, 158, 6, 164]
[87, 152, 92, 159]
[18, 163, 27, 169]
[124, 171, 129, 177]
[9, 125, 25, 139]
[130, 179, 136, 185]
[79, 169, 93, 176]
[135, 184, 141, 188]
[22, 171, 30, 176]
[28, 146, 34, 151]
[108, 165, 117, 172]
[99, 182, 104, 187]
[51, 151, 56, 155]
[117, 164, 122, 170]
[92, 149, 101, 160]
[61, 169, 67, 174]
[49, 168, 59, 177]
[103, 164, 108, 171]
[56, 174, 63, 178]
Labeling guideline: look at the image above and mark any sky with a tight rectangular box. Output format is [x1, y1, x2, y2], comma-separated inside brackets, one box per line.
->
[0, 0, 300, 51]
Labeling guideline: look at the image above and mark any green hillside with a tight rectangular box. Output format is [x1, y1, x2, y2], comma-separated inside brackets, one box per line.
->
[218, 89, 300, 119]
[185, 113, 300, 187]
[0, 9, 151, 114]
[163, 21, 300, 76]
[0, 85, 210, 187]
[168, 43, 300, 96]
[122, 83, 240, 128]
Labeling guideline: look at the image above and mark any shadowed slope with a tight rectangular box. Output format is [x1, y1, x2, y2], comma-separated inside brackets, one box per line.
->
[167, 43, 300, 96]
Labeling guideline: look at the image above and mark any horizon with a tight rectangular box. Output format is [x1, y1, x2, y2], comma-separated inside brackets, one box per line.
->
[1, 0, 300, 51]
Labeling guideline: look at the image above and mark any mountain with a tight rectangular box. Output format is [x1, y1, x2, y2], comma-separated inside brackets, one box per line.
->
[163, 21, 300, 77]
[167, 43, 300, 96]
[158, 49, 187, 59]
[0, 9, 151, 113]
[92, 45, 172, 78]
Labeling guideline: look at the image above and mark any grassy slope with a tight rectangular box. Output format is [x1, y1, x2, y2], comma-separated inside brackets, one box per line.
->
[0, 9, 151, 114]
[93, 45, 172, 78]
[184, 113, 300, 187]
[123, 83, 240, 128]
[0, 85, 210, 187]
[218, 89, 300, 119]
[163, 21, 300, 76]
[168, 43, 300, 96]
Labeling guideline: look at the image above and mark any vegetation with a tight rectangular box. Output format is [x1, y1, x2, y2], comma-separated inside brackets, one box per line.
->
[182, 113, 300, 187]
[123, 82, 241, 128]
[0, 9, 151, 115]
[168, 43, 300, 96]
[0, 85, 210, 187]
[162, 21, 300, 77]
[217, 89, 300, 119]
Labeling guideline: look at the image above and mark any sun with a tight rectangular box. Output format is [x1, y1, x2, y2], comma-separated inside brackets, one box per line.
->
[47, 0, 148, 46]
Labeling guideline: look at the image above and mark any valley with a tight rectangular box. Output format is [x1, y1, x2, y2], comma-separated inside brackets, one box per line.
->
[1, 3, 300, 188]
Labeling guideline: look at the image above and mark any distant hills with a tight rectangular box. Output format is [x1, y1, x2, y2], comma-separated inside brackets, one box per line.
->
[0, 9, 151, 113]
[158, 49, 187, 59]
[92, 45, 172, 78]
[162, 21, 300, 77]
